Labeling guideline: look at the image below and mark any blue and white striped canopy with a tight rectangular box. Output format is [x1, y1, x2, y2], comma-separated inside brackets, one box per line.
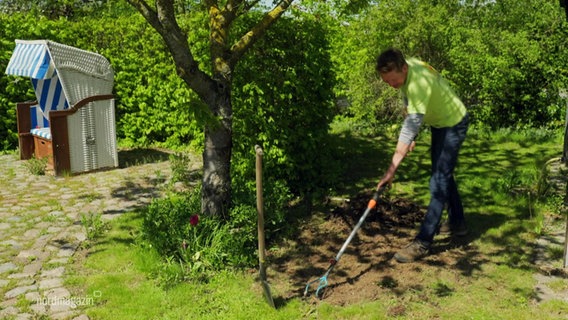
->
[5, 40, 56, 79]
[6, 40, 67, 129]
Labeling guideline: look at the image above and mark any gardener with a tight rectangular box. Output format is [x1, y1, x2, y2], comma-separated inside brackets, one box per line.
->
[375, 48, 469, 263]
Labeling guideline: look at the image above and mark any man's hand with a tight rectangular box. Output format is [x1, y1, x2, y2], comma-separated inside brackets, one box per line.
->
[376, 172, 394, 190]
[408, 141, 416, 152]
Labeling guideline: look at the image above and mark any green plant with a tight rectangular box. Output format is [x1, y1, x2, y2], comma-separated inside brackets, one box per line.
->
[178, 214, 233, 279]
[169, 152, 192, 184]
[15, 294, 31, 311]
[143, 188, 253, 284]
[230, 174, 294, 250]
[496, 168, 539, 196]
[142, 191, 201, 258]
[81, 212, 108, 241]
[22, 156, 48, 175]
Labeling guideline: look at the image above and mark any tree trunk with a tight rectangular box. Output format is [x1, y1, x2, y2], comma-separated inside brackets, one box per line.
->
[126, 0, 293, 217]
[201, 86, 232, 217]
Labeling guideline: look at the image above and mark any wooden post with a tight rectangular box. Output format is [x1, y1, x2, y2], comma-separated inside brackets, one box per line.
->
[561, 90, 568, 163]
[564, 216, 568, 268]
[562, 90, 568, 268]
[16, 101, 36, 160]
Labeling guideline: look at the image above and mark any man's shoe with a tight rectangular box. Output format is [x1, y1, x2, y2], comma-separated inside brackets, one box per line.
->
[438, 220, 468, 236]
[394, 240, 429, 263]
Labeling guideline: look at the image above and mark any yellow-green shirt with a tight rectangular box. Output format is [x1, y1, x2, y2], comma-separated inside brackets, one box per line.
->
[401, 58, 466, 128]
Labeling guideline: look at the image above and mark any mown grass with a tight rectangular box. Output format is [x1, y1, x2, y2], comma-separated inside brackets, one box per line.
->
[67, 125, 568, 319]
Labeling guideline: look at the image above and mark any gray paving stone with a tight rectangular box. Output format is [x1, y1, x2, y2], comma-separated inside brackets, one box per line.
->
[7, 216, 22, 222]
[50, 211, 65, 217]
[50, 301, 76, 313]
[0, 262, 17, 274]
[24, 291, 41, 302]
[47, 257, 69, 265]
[45, 287, 71, 299]
[39, 278, 63, 290]
[5, 284, 38, 299]
[47, 226, 63, 234]
[23, 229, 41, 238]
[15, 278, 35, 286]
[0, 239, 23, 250]
[8, 272, 35, 280]
[51, 311, 79, 320]
[15, 250, 48, 264]
[57, 247, 77, 258]
[23, 262, 42, 275]
[15, 312, 34, 320]
[41, 266, 65, 278]
[29, 303, 48, 315]
[0, 306, 19, 318]
[0, 297, 17, 307]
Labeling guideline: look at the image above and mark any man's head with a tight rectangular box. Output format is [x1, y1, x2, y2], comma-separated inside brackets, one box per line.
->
[376, 48, 408, 89]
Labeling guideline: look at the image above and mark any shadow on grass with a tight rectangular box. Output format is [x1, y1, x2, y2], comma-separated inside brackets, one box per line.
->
[118, 148, 172, 168]
[82, 211, 145, 258]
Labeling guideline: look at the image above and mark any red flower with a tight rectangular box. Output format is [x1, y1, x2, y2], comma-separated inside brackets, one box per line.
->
[189, 214, 199, 226]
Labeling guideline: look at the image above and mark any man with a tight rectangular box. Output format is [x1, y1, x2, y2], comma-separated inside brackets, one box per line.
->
[375, 48, 469, 263]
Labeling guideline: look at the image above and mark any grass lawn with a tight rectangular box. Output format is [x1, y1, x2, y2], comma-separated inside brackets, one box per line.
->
[67, 126, 568, 319]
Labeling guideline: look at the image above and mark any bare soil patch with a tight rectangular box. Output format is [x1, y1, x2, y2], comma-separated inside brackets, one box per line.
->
[268, 190, 484, 306]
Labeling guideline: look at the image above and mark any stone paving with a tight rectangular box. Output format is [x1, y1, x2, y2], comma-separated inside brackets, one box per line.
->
[0, 151, 175, 320]
[532, 158, 568, 304]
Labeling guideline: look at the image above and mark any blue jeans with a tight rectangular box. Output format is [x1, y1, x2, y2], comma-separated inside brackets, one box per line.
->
[416, 113, 469, 245]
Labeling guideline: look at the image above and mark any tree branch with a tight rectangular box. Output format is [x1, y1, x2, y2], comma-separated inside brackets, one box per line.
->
[228, 0, 295, 67]
[126, 0, 216, 103]
[125, 0, 162, 32]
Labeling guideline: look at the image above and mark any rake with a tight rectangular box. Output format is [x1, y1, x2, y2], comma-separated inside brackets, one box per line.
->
[303, 187, 384, 299]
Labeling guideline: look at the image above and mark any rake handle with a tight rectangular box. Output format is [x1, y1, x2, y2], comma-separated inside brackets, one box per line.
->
[332, 187, 384, 264]
[304, 187, 385, 299]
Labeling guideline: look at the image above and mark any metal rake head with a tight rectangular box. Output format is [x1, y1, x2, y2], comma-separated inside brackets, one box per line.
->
[303, 275, 329, 299]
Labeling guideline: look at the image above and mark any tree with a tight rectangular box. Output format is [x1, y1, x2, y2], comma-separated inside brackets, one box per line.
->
[125, 0, 294, 217]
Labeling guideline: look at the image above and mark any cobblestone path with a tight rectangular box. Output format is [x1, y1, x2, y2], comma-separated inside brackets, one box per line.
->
[0, 151, 175, 319]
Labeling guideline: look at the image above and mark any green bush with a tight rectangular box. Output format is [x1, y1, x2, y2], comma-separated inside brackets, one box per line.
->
[143, 193, 199, 259]
[230, 173, 294, 245]
[142, 175, 296, 279]
[142, 188, 255, 280]
[330, 0, 568, 131]
[231, 14, 338, 196]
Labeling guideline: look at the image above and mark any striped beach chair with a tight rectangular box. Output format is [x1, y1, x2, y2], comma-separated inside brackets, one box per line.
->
[5, 40, 118, 175]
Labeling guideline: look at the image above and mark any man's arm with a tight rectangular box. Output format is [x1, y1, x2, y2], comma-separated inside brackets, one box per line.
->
[376, 113, 423, 189]
[377, 140, 411, 189]
[399, 113, 423, 145]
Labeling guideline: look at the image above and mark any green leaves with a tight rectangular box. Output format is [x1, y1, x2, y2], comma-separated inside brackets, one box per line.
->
[331, 0, 568, 130]
[231, 15, 337, 195]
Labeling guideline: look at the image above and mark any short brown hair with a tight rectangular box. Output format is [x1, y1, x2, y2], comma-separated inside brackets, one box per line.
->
[376, 48, 407, 73]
